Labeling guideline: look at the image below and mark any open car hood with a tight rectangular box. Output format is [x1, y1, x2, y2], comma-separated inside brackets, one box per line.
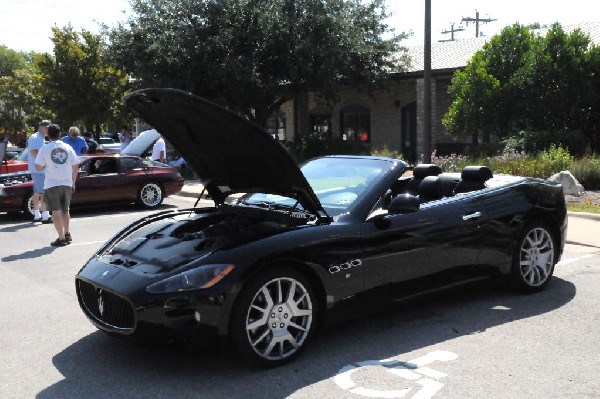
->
[124, 88, 323, 214]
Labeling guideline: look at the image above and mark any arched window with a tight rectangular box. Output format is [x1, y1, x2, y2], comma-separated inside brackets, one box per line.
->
[340, 104, 370, 142]
[310, 106, 332, 138]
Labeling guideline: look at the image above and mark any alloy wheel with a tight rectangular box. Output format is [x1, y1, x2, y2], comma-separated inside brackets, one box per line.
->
[245, 277, 313, 361]
[519, 227, 555, 287]
[139, 183, 163, 208]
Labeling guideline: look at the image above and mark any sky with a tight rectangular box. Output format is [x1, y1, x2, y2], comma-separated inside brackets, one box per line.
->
[0, 0, 598, 53]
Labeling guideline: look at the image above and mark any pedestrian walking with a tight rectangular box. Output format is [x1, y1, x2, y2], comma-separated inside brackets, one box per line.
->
[35, 124, 80, 246]
[62, 126, 88, 155]
[28, 120, 52, 223]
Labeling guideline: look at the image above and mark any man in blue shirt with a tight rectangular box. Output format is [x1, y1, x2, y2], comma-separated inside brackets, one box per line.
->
[62, 126, 88, 155]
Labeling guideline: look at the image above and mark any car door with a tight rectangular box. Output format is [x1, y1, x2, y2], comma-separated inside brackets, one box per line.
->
[113, 157, 144, 200]
[72, 157, 122, 204]
[470, 185, 529, 270]
[359, 195, 488, 295]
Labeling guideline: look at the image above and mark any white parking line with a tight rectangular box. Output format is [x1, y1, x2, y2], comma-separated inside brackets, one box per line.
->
[73, 211, 155, 222]
[557, 253, 595, 266]
[68, 240, 106, 247]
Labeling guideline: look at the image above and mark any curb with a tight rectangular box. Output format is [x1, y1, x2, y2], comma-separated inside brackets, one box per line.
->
[567, 211, 600, 221]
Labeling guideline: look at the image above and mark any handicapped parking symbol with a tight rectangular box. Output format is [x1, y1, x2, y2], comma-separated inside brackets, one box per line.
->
[334, 350, 458, 398]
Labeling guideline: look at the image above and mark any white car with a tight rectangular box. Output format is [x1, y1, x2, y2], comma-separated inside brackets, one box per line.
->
[98, 137, 121, 154]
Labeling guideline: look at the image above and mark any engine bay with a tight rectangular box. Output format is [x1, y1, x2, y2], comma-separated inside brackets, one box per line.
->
[105, 204, 314, 273]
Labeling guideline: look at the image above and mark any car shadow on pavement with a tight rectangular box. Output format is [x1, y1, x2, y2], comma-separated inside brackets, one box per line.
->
[39, 278, 576, 399]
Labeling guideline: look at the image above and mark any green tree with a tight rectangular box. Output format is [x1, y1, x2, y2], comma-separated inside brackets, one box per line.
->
[107, 0, 408, 127]
[0, 67, 50, 137]
[0, 48, 50, 138]
[443, 24, 535, 141]
[523, 24, 592, 131]
[583, 45, 600, 151]
[0, 45, 28, 77]
[36, 26, 129, 134]
[443, 23, 600, 151]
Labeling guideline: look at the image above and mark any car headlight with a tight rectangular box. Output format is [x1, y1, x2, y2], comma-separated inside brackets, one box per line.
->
[146, 264, 235, 294]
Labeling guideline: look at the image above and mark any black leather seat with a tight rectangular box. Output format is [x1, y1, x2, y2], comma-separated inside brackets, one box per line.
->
[453, 166, 493, 194]
[419, 176, 444, 203]
[438, 174, 461, 197]
[407, 164, 442, 195]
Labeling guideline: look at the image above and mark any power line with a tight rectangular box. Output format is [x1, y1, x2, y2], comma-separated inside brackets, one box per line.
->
[461, 10, 497, 37]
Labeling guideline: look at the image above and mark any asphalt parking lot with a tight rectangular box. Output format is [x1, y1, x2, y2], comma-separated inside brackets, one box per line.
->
[1, 197, 599, 399]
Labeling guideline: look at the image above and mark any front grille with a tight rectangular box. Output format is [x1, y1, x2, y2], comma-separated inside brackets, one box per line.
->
[77, 279, 135, 332]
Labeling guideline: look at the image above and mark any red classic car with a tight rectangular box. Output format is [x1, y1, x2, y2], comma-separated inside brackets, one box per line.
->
[1, 148, 29, 174]
[0, 154, 184, 217]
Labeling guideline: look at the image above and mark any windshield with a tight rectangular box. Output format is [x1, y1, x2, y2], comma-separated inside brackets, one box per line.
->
[240, 157, 394, 217]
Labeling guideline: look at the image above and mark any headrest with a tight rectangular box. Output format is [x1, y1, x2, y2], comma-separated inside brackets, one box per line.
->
[413, 163, 442, 179]
[419, 176, 443, 199]
[461, 166, 493, 181]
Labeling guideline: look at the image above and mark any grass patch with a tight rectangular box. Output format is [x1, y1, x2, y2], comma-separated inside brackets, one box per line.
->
[566, 203, 600, 214]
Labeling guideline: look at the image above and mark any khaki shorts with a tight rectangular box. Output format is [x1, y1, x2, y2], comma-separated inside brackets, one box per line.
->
[44, 186, 72, 211]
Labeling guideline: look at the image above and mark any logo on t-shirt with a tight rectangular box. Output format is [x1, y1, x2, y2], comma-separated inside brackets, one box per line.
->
[50, 148, 69, 165]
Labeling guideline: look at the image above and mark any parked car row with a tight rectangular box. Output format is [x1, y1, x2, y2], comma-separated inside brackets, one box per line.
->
[0, 152, 184, 216]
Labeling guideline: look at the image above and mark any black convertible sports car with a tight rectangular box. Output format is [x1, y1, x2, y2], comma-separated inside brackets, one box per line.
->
[76, 88, 567, 367]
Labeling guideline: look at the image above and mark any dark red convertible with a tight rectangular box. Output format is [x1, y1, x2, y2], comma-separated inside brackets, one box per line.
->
[0, 154, 184, 217]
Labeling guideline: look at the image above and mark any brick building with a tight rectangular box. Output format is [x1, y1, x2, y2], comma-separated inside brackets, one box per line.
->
[275, 22, 600, 163]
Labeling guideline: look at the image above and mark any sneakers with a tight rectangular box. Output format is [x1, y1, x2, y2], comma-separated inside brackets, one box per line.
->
[42, 217, 53, 224]
[33, 217, 42, 223]
[65, 232, 72, 243]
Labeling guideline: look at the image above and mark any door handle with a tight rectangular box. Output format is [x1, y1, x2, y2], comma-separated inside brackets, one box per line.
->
[462, 211, 482, 221]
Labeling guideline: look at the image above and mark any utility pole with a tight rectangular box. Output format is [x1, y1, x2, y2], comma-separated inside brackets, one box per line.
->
[461, 10, 497, 37]
[423, 0, 432, 163]
[439, 23, 465, 42]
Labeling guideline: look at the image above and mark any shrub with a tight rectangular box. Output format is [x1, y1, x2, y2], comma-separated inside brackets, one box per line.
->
[429, 151, 470, 172]
[427, 146, 573, 179]
[535, 144, 573, 178]
[370, 146, 402, 160]
[571, 156, 600, 190]
[502, 130, 588, 157]
[289, 136, 370, 162]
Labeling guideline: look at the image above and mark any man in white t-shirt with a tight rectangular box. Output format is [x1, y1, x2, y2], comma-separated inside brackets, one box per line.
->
[28, 120, 52, 223]
[151, 136, 166, 163]
[35, 124, 80, 247]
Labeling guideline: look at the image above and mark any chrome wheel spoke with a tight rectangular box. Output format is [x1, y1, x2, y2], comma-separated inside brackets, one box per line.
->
[251, 328, 270, 347]
[288, 321, 308, 332]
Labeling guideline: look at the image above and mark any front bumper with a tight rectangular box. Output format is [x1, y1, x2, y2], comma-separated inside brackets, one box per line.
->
[76, 259, 232, 340]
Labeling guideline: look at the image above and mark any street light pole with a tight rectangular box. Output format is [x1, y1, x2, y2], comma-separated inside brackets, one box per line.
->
[423, 0, 432, 163]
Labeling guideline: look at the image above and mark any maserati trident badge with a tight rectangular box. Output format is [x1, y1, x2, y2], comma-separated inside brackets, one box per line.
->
[98, 289, 105, 316]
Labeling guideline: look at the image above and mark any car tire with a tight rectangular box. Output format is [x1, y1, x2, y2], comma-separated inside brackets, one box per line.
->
[22, 192, 35, 217]
[509, 221, 558, 293]
[137, 182, 164, 208]
[231, 267, 318, 367]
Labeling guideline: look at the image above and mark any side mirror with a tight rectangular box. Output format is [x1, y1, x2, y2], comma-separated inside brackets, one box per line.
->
[388, 194, 420, 214]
